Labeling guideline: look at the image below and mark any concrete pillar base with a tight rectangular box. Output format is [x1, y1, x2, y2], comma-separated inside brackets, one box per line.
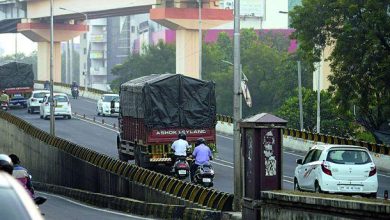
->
[37, 42, 61, 82]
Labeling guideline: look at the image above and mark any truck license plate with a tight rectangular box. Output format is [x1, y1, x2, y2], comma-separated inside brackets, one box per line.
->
[202, 178, 211, 183]
[178, 170, 187, 175]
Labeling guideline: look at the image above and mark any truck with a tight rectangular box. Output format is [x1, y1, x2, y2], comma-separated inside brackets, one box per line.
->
[116, 73, 217, 168]
[0, 62, 34, 108]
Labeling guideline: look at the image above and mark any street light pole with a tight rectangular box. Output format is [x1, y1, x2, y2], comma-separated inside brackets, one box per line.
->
[49, 0, 55, 135]
[298, 61, 303, 131]
[59, 7, 88, 91]
[233, 0, 242, 211]
[197, 0, 202, 79]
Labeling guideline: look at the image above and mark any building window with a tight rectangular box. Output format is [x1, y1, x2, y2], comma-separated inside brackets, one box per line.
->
[84, 33, 87, 39]
[84, 63, 86, 70]
[84, 48, 87, 55]
[131, 26, 135, 33]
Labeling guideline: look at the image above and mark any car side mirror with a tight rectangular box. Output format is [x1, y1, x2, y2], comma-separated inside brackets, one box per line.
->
[39, 101, 43, 103]
[296, 159, 303, 165]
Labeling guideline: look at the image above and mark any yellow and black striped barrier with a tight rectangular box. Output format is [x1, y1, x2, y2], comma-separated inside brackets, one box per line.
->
[284, 128, 390, 156]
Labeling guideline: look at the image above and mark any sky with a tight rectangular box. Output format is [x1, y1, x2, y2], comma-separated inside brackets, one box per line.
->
[0, 33, 37, 56]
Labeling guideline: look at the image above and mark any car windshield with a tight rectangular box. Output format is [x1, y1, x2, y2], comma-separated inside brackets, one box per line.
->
[54, 95, 68, 102]
[33, 92, 48, 98]
[326, 149, 372, 165]
[0, 187, 31, 219]
[103, 96, 118, 102]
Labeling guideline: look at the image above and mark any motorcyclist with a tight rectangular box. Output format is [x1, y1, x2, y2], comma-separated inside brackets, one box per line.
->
[9, 154, 35, 197]
[0, 90, 10, 103]
[44, 80, 50, 90]
[0, 154, 13, 175]
[71, 81, 79, 98]
[190, 138, 213, 182]
[171, 132, 190, 172]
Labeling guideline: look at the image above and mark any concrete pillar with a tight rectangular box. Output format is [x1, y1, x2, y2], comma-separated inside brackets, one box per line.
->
[176, 30, 199, 78]
[150, 7, 233, 79]
[37, 42, 61, 82]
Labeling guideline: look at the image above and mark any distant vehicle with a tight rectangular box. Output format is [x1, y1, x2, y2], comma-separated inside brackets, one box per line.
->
[97, 94, 119, 117]
[294, 145, 378, 198]
[1, 101, 9, 111]
[0, 172, 44, 220]
[0, 62, 34, 101]
[39, 93, 72, 120]
[27, 90, 50, 114]
[9, 94, 28, 109]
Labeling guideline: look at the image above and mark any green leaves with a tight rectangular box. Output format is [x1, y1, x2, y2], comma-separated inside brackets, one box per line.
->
[290, 0, 390, 131]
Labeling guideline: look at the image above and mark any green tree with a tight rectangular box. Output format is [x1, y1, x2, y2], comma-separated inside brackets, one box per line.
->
[290, 0, 390, 131]
[277, 88, 356, 137]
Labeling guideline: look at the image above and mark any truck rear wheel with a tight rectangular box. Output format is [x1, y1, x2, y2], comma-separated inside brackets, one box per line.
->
[118, 151, 129, 162]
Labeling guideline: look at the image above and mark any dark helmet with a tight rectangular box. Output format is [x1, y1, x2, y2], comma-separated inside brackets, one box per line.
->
[195, 138, 206, 146]
[0, 154, 13, 175]
[9, 154, 20, 165]
[178, 132, 186, 140]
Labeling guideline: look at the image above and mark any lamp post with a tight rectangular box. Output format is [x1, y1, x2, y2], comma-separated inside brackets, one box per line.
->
[233, 0, 242, 211]
[49, 0, 55, 135]
[279, 10, 303, 131]
[59, 7, 89, 91]
[197, 0, 202, 79]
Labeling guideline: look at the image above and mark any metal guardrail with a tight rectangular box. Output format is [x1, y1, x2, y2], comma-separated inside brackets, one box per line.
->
[0, 110, 234, 211]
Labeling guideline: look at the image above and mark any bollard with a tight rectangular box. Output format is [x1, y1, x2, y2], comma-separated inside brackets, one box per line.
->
[83, 114, 86, 118]
[113, 123, 116, 129]
[385, 190, 388, 200]
[93, 117, 95, 122]
[102, 119, 105, 124]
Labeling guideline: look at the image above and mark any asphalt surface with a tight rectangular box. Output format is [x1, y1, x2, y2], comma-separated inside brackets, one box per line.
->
[7, 95, 390, 198]
[37, 192, 152, 220]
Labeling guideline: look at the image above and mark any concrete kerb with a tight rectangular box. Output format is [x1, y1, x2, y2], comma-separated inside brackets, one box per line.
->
[33, 182, 231, 220]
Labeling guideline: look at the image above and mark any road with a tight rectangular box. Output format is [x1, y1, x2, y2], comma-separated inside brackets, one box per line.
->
[37, 192, 152, 220]
[8, 95, 390, 198]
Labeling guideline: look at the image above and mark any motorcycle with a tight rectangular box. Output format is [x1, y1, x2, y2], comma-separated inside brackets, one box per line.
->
[193, 162, 214, 187]
[71, 87, 79, 99]
[172, 156, 190, 180]
[1, 101, 9, 111]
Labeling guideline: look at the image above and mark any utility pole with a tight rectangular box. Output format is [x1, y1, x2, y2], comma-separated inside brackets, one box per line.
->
[233, 0, 242, 211]
[197, 0, 202, 79]
[316, 62, 321, 133]
[297, 61, 303, 131]
[49, 0, 55, 135]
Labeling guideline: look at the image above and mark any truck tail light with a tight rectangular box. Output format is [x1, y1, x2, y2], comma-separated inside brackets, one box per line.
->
[321, 161, 332, 176]
[369, 166, 376, 177]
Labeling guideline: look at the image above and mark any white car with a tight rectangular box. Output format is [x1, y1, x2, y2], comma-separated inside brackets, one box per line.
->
[27, 90, 50, 114]
[0, 172, 44, 220]
[40, 93, 72, 120]
[294, 145, 378, 198]
[97, 94, 119, 116]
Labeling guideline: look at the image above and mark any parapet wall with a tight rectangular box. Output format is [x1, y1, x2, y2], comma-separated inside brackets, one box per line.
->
[0, 111, 233, 218]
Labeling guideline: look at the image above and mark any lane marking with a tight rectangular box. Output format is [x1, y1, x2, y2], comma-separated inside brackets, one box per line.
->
[75, 116, 118, 133]
[211, 161, 233, 169]
[284, 151, 304, 157]
[214, 158, 233, 165]
[217, 134, 233, 140]
[378, 173, 390, 178]
[38, 191, 152, 219]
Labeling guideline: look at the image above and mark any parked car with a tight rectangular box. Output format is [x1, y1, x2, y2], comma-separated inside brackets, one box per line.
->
[97, 94, 119, 117]
[294, 145, 378, 198]
[9, 94, 27, 109]
[0, 171, 44, 220]
[40, 93, 72, 120]
[27, 90, 50, 113]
